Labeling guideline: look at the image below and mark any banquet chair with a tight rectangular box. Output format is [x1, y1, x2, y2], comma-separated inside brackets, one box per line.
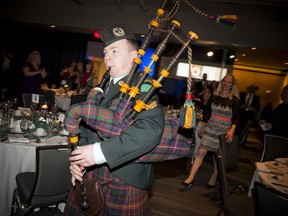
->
[22, 94, 46, 109]
[253, 181, 288, 216]
[259, 134, 288, 162]
[238, 120, 253, 146]
[70, 94, 86, 105]
[216, 148, 255, 216]
[209, 135, 251, 201]
[10, 145, 71, 215]
[219, 134, 252, 192]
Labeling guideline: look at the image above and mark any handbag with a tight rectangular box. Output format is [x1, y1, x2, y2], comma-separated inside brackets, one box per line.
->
[75, 180, 105, 216]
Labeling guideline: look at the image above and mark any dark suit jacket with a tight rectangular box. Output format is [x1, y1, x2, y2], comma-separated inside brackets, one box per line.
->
[266, 102, 288, 138]
[195, 80, 208, 106]
[240, 92, 260, 112]
[80, 73, 164, 189]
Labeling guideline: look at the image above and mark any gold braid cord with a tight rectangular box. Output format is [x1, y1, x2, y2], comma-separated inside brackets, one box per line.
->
[187, 47, 193, 93]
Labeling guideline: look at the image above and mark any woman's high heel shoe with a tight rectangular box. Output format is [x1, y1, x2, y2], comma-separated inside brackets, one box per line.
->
[178, 181, 194, 192]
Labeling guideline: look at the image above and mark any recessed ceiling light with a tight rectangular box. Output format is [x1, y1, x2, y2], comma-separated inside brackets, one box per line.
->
[285, 62, 288, 65]
[229, 54, 235, 59]
[207, 51, 213, 57]
[50, 25, 56, 28]
[241, 54, 246, 57]
[234, 59, 238, 61]
[251, 47, 256, 50]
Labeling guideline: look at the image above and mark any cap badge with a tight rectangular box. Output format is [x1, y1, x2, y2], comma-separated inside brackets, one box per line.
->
[112, 27, 125, 37]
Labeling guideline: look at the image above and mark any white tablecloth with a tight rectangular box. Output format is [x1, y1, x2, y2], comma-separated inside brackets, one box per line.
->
[0, 136, 69, 216]
[249, 161, 288, 196]
[55, 96, 71, 111]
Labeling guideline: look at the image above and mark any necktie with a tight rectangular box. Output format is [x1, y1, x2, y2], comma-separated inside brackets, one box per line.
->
[105, 79, 114, 94]
[246, 94, 252, 107]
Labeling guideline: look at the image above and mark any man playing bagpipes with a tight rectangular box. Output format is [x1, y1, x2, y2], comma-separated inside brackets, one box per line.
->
[63, 1, 238, 214]
[64, 23, 165, 215]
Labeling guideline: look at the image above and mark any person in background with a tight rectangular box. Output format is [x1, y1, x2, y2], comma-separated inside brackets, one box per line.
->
[209, 80, 219, 94]
[195, 73, 208, 100]
[259, 85, 288, 138]
[260, 102, 273, 122]
[195, 73, 211, 113]
[239, 84, 260, 123]
[64, 23, 164, 215]
[20, 51, 47, 95]
[179, 74, 240, 191]
[76, 61, 83, 76]
[59, 60, 79, 90]
[0, 51, 16, 101]
[77, 59, 95, 96]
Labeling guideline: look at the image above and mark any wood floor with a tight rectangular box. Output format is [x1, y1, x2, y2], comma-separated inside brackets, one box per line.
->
[18, 127, 263, 216]
[149, 127, 263, 216]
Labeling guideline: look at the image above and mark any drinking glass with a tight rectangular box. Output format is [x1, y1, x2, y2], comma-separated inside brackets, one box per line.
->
[20, 119, 28, 136]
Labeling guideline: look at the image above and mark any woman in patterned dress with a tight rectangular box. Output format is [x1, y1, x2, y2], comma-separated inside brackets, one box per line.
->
[179, 74, 240, 191]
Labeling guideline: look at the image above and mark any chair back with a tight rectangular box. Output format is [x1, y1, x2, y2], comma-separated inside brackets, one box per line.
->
[219, 134, 239, 170]
[22, 94, 46, 108]
[71, 94, 86, 105]
[260, 134, 288, 162]
[254, 181, 288, 216]
[29, 145, 71, 205]
[216, 149, 229, 208]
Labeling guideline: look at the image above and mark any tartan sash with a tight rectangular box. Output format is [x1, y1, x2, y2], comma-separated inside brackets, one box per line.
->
[65, 92, 192, 162]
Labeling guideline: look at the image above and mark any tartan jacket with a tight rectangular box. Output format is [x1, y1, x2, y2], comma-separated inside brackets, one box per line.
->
[79, 73, 165, 189]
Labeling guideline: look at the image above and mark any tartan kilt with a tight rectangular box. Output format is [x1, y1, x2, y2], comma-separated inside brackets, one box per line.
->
[64, 166, 152, 216]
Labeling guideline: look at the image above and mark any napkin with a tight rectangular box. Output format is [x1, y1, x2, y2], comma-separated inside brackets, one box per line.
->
[8, 134, 29, 143]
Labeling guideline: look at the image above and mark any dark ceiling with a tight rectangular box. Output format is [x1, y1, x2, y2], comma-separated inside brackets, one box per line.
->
[1, 0, 288, 71]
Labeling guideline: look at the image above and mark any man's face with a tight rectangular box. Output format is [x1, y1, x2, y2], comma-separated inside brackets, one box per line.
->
[103, 39, 137, 78]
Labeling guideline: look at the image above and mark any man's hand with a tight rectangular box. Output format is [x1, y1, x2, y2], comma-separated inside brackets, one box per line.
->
[70, 145, 96, 168]
[70, 163, 85, 186]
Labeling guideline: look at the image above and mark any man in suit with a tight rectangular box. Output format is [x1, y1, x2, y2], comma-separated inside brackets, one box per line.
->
[260, 85, 288, 138]
[237, 84, 261, 137]
[64, 24, 164, 215]
[240, 84, 261, 119]
[194, 73, 208, 103]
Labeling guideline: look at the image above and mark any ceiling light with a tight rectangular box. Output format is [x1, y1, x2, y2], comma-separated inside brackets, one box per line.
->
[229, 54, 235, 59]
[251, 47, 256, 50]
[50, 25, 56, 28]
[241, 54, 246, 57]
[207, 51, 213, 57]
[285, 62, 288, 65]
[234, 59, 238, 61]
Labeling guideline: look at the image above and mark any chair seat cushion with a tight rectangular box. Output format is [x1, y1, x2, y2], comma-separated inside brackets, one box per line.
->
[16, 172, 36, 203]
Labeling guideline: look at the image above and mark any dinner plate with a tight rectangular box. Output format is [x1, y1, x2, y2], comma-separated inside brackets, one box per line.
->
[275, 158, 288, 164]
[264, 161, 285, 169]
[10, 129, 23, 134]
[268, 174, 286, 182]
[32, 131, 47, 137]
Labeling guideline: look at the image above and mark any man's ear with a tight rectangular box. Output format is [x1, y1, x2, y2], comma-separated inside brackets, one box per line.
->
[130, 50, 138, 60]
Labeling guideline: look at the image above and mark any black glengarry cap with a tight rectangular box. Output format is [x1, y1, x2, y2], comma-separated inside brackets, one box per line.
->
[100, 23, 136, 47]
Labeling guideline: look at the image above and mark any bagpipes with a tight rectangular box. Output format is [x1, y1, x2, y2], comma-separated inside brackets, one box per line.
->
[65, 0, 238, 162]
[66, 20, 198, 162]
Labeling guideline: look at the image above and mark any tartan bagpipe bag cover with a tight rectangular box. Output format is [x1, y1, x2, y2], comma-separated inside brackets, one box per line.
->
[64, 91, 192, 162]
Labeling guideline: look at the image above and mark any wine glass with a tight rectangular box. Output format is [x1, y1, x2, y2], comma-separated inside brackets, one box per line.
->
[47, 118, 54, 137]
[20, 119, 28, 136]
